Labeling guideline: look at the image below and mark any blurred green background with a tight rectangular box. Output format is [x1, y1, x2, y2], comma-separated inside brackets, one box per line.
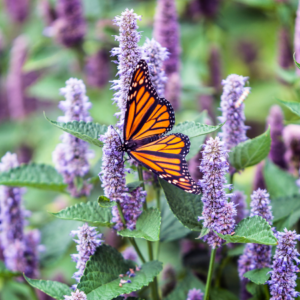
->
[0, 0, 299, 297]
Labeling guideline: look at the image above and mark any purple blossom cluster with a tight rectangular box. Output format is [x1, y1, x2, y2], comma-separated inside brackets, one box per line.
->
[0, 152, 41, 277]
[111, 8, 142, 128]
[199, 137, 236, 248]
[70, 223, 103, 285]
[268, 229, 300, 299]
[267, 105, 286, 169]
[238, 189, 273, 280]
[186, 288, 204, 300]
[142, 38, 168, 97]
[218, 74, 249, 151]
[53, 78, 94, 198]
[64, 290, 87, 300]
[4, 0, 30, 23]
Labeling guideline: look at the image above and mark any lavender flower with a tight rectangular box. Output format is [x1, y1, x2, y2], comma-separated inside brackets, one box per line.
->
[4, 0, 30, 23]
[0, 152, 41, 277]
[268, 229, 300, 299]
[267, 105, 287, 169]
[85, 49, 110, 88]
[52, 78, 94, 198]
[232, 191, 247, 224]
[53, 0, 86, 48]
[187, 288, 204, 300]
[199, 137, 236, 248]
[295, 0, 300, 76]
[142, 38, 168, 97]
[218, 74, 249, 151]
[64, 290, 87, 300]
[278, 27, 294, 70]
[238, 189, 273, 280]
[154, 0, 181, 110]
[111, 8, 142, 128]
[7, 35, 28, 120]
[122, 246, 138, 262]
[187, 0, 220, 19]
[283, 124, 300, 176]
[70, 223, 103, 284]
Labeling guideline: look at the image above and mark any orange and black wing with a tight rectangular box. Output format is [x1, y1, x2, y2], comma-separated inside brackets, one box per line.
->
[129, 133, 201, 195]
[124, 59, 175, 142]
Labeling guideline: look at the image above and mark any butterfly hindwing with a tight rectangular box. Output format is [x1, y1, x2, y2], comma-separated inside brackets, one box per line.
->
[129, 133, 201, 194]
[124, 60, 175, 142]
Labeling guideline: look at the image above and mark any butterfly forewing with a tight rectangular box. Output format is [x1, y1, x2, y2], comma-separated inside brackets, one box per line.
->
[124, 60, 175, 142]
[129, 134, 201, 194]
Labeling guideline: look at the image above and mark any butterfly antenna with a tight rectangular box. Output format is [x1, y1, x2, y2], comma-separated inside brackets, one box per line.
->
[112, 126, 123, 145]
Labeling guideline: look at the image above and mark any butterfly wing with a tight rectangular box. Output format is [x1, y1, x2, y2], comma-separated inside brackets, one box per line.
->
[129, 133, 201, 194]
[124, 59, 175, 142]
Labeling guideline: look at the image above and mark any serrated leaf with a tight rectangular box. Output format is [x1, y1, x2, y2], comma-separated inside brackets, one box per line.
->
[40, 219, 82, 267]
[24, 275, 71, 300]
[264, 159, 299, 198]
[0, 163, 66, 192]
[78, 245, 162, 299]
[127, 181, 143, 192]
[52, 201, 113, 227]
[119, 208, 161, 241]
[229, 128, 271, 171]
[160, 195, 190, 242]
[271, 195, 300, 222]
[45, 113, 108, 147]
[0, 261, 21, 279]
[199, 227, 210, 238]
[216, 216, 277, 245]
[159, 179, 202, 231]
[278, 99, 300, 118]
[170, 121, 224, 138]
[98, 195, 116, 208]
[244, 268, 271, 285]
[165, 272, 205, 300]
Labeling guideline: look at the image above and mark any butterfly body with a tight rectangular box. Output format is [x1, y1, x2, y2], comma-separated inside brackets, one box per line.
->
[119, 59, 201, 195]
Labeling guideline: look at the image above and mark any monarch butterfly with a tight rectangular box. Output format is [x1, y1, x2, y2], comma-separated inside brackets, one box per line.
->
[117, 59, 201, 195]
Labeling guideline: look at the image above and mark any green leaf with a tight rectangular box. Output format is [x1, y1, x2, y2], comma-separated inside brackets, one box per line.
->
[0, 261, 21, 279]
[119, 208, 161, 241]
[264, 159, 299, 198]
[40, 219, 82, 267]
[199, 227, 210, 238]
[24, 275, 71, 300]
[216, 216, 277, 245]
[52, 201, 113, 227]
[98, 195, 116, 208]
[229, 127, 271, 171]
[78, 245, 162, 299]
[165, 272, 205, 300]
[246, 282, 265, 299]
[272, 195, 300, 222]
[244, 268, 271, 285]
[170, 121, 224, 138]
[278, 99, 300, 118]
[159, 179, 202, 231]
[127, 181, 143, 192]
[45, 113, 108, 147]
[0, 163, 66, 192]
[160, 195, 190, 242]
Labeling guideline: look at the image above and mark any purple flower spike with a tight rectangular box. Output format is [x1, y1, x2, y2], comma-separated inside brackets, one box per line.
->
[154, 0, 181, 110]
[53, 78, 94, 198]
[142, 38, 168, 97]
[283, 124, 300, 176]
[199, 137, 236, 248]
[111, 8, 142, 128]
[187, 288, 204, 300]
[53, 0, 86, 48]
[268, 229, 300, 300]
[64, 290, 87, 300]
[232, 190, 247, 224]
[70, 223, 103, 284]
[267, 105, 286, 169]
[4, 0, 30, 23]
[218, 74, 249, 151]
[278, 27, 293, 70]
[238, 189, 273, 280]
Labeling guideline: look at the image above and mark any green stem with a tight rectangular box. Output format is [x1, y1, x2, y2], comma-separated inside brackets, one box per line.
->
[230, 172, 234, 185]
[156, 187, 161, 211]
[264, 284, 270, 299]
[204, 248, 217, 300]
[215, 256, 230, 288]
[137, 165, 147, 210]
[117, 202, 126, 225]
